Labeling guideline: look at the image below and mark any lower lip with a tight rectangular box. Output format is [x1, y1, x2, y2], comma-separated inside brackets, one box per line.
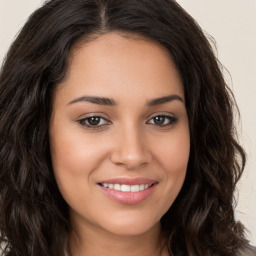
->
[98, 184, 157, 205]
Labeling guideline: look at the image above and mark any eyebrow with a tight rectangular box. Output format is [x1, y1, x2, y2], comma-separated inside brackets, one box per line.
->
[147, 95, 184, 106]
[68, 96, 116, 106]
[67, 94, 184, 106]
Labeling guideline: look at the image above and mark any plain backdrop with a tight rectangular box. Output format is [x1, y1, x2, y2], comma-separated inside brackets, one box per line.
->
[0, 0, 255, 246]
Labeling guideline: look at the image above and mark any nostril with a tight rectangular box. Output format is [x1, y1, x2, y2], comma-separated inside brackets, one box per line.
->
[110, 150, 152, 170]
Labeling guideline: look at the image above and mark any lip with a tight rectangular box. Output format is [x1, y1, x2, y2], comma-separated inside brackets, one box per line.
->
[98, 177, 157, 185]
[97, 177, 158, 205]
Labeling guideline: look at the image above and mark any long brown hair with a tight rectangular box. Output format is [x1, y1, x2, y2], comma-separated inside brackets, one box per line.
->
[0, 0, 249, 255]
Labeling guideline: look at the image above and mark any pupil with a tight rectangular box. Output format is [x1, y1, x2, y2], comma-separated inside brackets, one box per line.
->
[154, 116, 165, 125]
[88, 117, 100, 125]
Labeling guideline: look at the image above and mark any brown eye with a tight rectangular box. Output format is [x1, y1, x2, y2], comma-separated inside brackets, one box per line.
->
[153, 116, 166, 125]
[87, 116, 101, 126]
[148, 115, 178, 126]
[78, 116, 110, 129]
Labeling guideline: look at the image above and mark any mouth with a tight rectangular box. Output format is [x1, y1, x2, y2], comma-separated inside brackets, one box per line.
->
[98, 183, 155, 192]
[97, 178, 158, 204]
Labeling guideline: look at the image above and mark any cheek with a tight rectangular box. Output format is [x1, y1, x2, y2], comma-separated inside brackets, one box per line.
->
[151, 127, 190, 207]
[50, 127, 107, 172]
[154, 128, 190, 175]
[49, 128, 107, 199]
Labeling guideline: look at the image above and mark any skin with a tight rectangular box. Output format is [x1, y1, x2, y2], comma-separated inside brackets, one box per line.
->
[49, 32, 190, 256]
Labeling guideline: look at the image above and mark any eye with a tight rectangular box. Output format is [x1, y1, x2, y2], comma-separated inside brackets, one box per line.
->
[77, 116, 110, 129]
[147, 115, 178, 127]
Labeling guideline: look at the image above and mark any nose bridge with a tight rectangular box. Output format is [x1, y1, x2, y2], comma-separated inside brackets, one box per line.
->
[110, 121, 151, 169]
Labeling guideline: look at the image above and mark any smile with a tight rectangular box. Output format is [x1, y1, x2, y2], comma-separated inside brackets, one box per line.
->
[100, 183, 151, 192]
[97, 178, 158, 204]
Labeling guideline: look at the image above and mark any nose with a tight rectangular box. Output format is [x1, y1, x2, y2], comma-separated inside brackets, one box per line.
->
[110, 124, 152, 170]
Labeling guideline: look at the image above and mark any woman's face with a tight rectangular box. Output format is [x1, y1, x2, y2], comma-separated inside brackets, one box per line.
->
[49, 32, 190, 237]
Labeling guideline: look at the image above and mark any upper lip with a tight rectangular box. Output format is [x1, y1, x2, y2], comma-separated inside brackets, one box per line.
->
[97, 177, 157, 186]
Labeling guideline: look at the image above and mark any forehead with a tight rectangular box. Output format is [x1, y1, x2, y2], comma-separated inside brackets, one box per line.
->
[57, 32, 184, 103]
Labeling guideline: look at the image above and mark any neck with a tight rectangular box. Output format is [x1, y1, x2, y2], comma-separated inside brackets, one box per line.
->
[68, 219, 168, 256]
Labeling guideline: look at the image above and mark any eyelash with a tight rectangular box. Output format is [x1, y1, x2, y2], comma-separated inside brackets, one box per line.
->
[77, 114, 178, 130]
[146, 115, 178, 127]
[77, 116, 110, 131]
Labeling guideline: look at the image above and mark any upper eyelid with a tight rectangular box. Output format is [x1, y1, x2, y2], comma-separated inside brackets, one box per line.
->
[77, 112, 176, 120]
[78, 116, 110, 123]
[146, 112, 176, 120]
[149, 114, 176, 120]
[77, 112, 111, 120]
[147, 115, 177, 123]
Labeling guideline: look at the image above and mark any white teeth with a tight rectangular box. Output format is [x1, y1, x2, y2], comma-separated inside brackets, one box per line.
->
[131, 185, 140, 192]
[101, 183, 151, 192]
[121, 184, 130, 192]
[113, 184, 121, 191]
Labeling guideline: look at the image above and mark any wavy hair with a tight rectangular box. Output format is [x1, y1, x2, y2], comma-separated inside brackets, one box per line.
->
[0, 0, 249, 255]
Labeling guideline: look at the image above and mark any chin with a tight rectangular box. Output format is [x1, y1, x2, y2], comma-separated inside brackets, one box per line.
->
[98, 214, 161, 237]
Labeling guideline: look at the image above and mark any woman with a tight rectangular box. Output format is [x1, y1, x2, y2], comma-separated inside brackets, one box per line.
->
[0, 0, 255, 255]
